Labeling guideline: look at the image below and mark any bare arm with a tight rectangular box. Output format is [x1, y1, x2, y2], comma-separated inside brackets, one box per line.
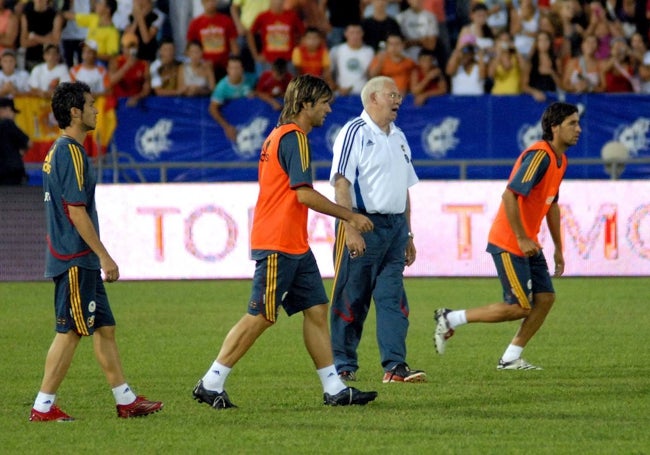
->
[255, 90, 282, 110]
[67, 205, 119, 282]
[209, 101, 237, 141]
[545, 202, 564, 276]
[134, 9, 158, 44]
[230, 3, 246, 37]
[296, 184, 373, 233]
[333, 174, 366, 255]
[502, 188, 540, 256]
[0, 14, 18, 48]
[445, 49, 461, 77]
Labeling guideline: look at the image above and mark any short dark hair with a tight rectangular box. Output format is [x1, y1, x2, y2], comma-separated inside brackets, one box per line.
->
[385, 31, 404, 42]
[105, 0, 118, 16]
[186, 40, 203, 51]
[471, 3, 488, 13]
[271, 58, 288, 74]
[541, 102, 578, 141]
[51, 81, 91, 129]
[227, 54, 243, 65]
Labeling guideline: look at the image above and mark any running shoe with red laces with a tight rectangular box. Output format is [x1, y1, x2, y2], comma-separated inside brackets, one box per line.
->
[382, 363, 427, 383]
[29, 405, 74, 422]
[116, 396, 163, 418]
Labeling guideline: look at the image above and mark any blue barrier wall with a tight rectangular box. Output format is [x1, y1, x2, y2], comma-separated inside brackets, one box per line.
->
[110, 93, 650, 182]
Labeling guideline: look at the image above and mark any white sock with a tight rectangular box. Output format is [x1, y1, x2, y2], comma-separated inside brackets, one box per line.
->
[112, 383, 137, 405]
[202, 361, 231, 393]
[501, 344, 524, 363]
[317, 365, 346, 395]
[447, 310, 467, 329]
[33, 392, 56, 412]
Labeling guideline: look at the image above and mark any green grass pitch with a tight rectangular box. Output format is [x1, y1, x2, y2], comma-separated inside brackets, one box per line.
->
[1, 277, 648, 453]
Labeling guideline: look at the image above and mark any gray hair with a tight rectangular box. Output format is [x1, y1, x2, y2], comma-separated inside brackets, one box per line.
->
[360, 76, 394, 109]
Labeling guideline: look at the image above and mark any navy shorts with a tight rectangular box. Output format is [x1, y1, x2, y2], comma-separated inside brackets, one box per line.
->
[491, 249, 554, 309]
[53, 266, 116, 335]
[248, 250, 328, 322]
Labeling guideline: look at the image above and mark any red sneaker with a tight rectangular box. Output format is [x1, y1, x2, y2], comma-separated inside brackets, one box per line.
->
[116, 396, 163, 418]
[30, 405, 75, 422]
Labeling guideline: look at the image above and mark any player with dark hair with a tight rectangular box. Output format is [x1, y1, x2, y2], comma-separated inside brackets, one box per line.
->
[30, 81, 163, 421]
[193, 74, 379, 408]
[434, 102, 581, 370]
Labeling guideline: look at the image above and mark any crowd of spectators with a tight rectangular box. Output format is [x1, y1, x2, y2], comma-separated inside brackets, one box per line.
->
[0, 0, 648, 140]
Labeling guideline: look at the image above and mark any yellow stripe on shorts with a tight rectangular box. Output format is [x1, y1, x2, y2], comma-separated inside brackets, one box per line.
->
[265, 253, 278, 322]
[501, 253, 531, 309]
[331, 224, 347, 298]
[68, 267, 89, 335]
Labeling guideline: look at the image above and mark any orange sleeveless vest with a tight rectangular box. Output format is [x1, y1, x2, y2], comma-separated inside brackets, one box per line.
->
[488, 141, 567, 256]
[250, 123, 311, 254]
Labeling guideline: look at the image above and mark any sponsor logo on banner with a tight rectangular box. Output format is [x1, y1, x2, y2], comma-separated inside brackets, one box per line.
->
[136, 119, 173, 160]
[422, 117, 459, 158]
[614, 118, 650, 157]
[234, 117, 269, 159]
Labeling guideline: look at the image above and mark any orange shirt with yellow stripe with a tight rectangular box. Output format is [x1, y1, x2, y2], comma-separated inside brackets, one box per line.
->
[250, 123, 313, 255]
[488, 140, 567, 256]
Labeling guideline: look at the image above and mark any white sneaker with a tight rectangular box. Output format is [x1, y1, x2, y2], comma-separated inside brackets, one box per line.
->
[433, 308, 454, 355]
[497, 358, 543, 370]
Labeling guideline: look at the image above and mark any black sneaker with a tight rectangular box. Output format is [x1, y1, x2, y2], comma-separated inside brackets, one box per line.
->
[382, 363, 426, 383]
[192, 380, 237, 409]
[323, 387, 378, 406]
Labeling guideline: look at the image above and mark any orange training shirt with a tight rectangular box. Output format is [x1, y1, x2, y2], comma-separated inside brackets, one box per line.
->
[250, 123, 312, 255]
[488, 140, 567, 256]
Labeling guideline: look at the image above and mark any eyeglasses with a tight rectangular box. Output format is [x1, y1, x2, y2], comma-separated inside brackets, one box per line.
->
[384, 92, 403, 100]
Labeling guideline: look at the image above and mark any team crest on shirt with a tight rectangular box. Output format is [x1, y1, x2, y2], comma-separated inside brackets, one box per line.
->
[87, 315, 95, 328]
[422, 117, 460, 158]
[234, 117, 270, 159]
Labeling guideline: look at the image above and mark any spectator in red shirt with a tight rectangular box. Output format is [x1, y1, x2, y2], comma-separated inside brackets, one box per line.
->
[247, 0, 305, 74]
[187, 0, 239, 81]
[255, 58, 293, 110]
[410, 48, 447, 105]
[602, 36, 638, 93]
[108, 32, 151, 107]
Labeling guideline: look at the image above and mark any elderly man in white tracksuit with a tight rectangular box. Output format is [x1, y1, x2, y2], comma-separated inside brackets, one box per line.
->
[329, 76, 425, 384]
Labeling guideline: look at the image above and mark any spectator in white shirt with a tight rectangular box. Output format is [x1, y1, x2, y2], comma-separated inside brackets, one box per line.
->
[70, 40, 111, 95]
[330, 24, 375, 95]
[28, 44, 71, 99]
[396, 0, 439, 62]
[0, 49, 30, 97]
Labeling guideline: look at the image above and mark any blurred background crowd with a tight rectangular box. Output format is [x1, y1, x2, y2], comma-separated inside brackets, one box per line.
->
[0, 0, 649, 180]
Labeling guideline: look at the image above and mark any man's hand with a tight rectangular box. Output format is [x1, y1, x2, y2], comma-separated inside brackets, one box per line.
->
[348, 213, 373, 233]
[553, 249, 565, 277]
[345, 227, 366, 258]
[100, 255, 120, 282]
[517, 236, 541, 257]
[405, 238, 416, 266]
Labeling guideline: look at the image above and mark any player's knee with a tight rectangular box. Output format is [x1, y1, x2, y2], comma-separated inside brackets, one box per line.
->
[534, 293, 555, 308]
[520, 306, 532, 317]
